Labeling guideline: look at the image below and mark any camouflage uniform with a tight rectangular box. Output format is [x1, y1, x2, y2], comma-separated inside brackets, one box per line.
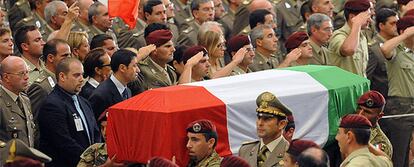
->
[191, 150, 221, 167]
[71, 20, 91, 35]
[370, 125, 393, 158]
[77, 143, 108, 167]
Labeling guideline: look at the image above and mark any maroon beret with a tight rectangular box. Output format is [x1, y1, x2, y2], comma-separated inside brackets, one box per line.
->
[186, 119, 217, 134]
[404, 9, 414, 16]
[285, 31, 309, 52]
[344, 0, 371, 12]
[357, 91, 385, 109]
[287, 115, 294, 123]
[397, 16, 414, 33]
[397, 0, 411, 5]
[339, 114, 372, 129]
[286, 139, 320, 158]
[226, 35, 251, 54]
[145, 29, 173, 47]
[182, 45, 208, 64]
[220, 156, 250, 167]
[148, 157, 178, 167]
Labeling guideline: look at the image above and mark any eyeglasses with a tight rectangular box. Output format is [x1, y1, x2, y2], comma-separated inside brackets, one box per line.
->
[5, 70, 29, 78]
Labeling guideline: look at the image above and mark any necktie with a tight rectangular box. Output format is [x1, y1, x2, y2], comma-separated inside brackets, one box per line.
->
[122, 89, 129, 100]
[16, 97, 34, 147]
[72, 95, 91, 144]
[257, 145, 269, 167]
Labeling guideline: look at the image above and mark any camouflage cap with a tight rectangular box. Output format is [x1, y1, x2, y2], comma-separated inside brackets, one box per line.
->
[256, 92, 292, 118]
[0, 139, 51, 164]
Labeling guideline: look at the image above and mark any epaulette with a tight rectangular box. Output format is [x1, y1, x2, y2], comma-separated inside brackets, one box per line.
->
[185, 17, 193, 23]
[16, 0, 27, 6]
[132, 30, 144, 37]
[138, 58, 150, 65]
[0, 140, 5, 148]
[22, 16, 34, 22]
[270, 0, 282, 5]
[182, 26, 193, 34]
[241, 26, 250, 35]
[34, 73, 47, 83]
[242, 0, 252, 5]
[241, 140, 259, 146]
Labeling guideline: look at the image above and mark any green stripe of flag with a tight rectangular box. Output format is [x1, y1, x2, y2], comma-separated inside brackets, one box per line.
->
[283, 65, 370, 144]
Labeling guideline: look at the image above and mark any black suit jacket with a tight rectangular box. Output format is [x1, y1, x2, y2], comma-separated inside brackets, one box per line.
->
[38, 85, 101, 167]
[89, 78, 131, 119]
[79, 82, 96, 100]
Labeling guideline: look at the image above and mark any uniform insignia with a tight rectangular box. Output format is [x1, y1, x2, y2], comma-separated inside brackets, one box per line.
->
[279, 160, 285, 165]
[183, 26, 193, 34]
[192, 123, 201, 132]
[285, 2, 291, 8]
[0, 140, 5, 148]
[242, 0, 251, 5]
[365, 98, 374, 107]
[47, 76, 55, 87]
[36, 21, 41, 28]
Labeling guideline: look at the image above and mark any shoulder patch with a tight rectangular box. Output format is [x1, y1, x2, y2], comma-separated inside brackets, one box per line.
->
[241, 140, 259, 146]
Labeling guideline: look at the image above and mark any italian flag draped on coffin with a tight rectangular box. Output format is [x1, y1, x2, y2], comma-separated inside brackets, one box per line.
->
[106, 65, 369, 166]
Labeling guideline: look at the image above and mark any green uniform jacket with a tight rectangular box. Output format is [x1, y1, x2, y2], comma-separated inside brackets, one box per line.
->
[16, 12, 54, 42]
[230, 66, 252, 76]
[386, 44, 414, 97]
[340, 147, 392, 167]
[117, 18, 146, 49]
[370, 125, 393, 158]
[177, 19, 199, 46]
[367, 35, 388, 97]
[239, 138, 289, 167]
[22, 56, 45, 86]
[309, 40, 330, 65]
[77, 143, 107, 167]
[8, 0, 31, 32]
[249, 51, 279, 72]
[275, 0, 303, 45]
[0, 87, 36, 147]
[328, 23, 368, 77]
[171, 0, 192, 30]
[231, 0, 250, 37]
[27, 69, 55, 120]
[129, 57, 177, 95]
[87, 25, 118, 45]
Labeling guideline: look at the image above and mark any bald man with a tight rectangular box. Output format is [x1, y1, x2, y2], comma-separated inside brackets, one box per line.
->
[0, 56, 36, 147]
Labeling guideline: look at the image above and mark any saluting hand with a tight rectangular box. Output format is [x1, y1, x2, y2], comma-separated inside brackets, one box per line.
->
[185, 51, 204, 67]
[285, 48, 302, 63]
[138, 44, 157, 60]
[232, 47, 248, 64]
[351, 11, 371, 28]
[66, 1, 80, 21]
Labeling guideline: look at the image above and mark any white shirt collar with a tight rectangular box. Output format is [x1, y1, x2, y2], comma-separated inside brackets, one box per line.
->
[87, 77, 100, 88]
[260, 135, 283, 153]
[110, 75, 126, 96]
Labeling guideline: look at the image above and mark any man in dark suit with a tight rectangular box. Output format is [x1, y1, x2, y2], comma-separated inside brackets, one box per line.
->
[38, 57, 101, 167]
[79, 48, 112, 99]
[89, 49, 138, 120]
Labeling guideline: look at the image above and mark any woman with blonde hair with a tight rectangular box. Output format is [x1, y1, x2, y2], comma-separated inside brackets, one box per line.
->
[198, 30, 246, 79]
[67, 31, 90, 62]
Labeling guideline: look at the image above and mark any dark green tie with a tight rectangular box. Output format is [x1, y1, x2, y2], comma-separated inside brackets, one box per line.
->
[257, 145, 269, 167]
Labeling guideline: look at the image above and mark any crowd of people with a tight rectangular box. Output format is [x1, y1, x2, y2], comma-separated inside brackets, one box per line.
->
[0, 0, 413, 166]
